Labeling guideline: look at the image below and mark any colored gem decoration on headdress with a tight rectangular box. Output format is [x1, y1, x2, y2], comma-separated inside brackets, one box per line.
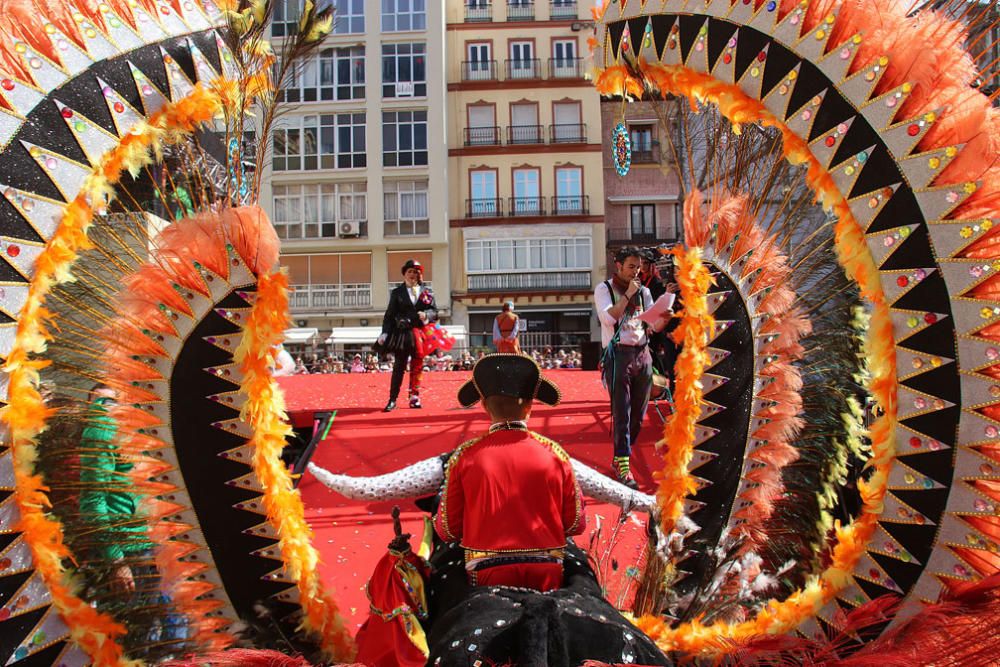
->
[612, 122, 631, 177]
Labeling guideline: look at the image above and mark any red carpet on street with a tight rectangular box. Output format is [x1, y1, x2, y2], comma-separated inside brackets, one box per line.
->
[281, 369, 669, 630]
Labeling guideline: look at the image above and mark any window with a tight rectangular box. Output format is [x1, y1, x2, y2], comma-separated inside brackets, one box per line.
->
[382, 0, 426, 31]
[466, 238, 591, 272]
[552, 102, 583, 142]
[272, 0, 300, 37]
[332, 113, 367, 168]
[383, 110, 428, 167]
[509, 103, 539, 143]
[630, 124, 654, 160]
[272, 183, 367, 240]
[465, 43, 493, 80]
[384, 180, 429, 236]
[551, 39, 579, 77]
[508, 41, 535, 79]
[512, 167, 540, 215]
[467, 105, 497, 145]
[332, 0, 365, 34]
[280, 48, 364, 103]
[272, 114, 366, 171]
[382, 43, 427, 98]
[282, 252, 373, 310]
[555, 166, 582, 213]
[332, 47, 366, 100]
[631, 204, 655, 236]
[470, 169, 498, 216]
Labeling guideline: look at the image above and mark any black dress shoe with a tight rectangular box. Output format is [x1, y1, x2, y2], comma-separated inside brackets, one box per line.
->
[383, 400, 397, 412]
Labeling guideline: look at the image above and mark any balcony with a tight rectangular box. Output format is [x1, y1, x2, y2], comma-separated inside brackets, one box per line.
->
[548, 57, 585, 78]
[468, 271, 591, 292]
[508, 196, 545, 216]
[461, 60, 499, 82]
[505, 58, 541, 80]
[550, 0, 577, 19]
[607, 228, 679, 246]
[507, 124, 544, 144]
[551, 195, 589, 215]
[507, 1, 534, 20]
[464, 126, 501, 146]
[289, 283, 373, 311]
[467, 198, 504, 217]
[550, 123, 586, 143]
[465, 1, 492, 21]
[632, 148, 657, 163]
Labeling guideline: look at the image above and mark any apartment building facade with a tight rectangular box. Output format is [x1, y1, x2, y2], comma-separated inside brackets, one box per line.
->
[262, 0, 450, 346]
[446, 0, 606, 351]
[600, 100, 683, 274]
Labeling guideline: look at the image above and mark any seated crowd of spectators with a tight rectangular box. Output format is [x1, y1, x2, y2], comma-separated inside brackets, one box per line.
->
[291, 347, 583, 375]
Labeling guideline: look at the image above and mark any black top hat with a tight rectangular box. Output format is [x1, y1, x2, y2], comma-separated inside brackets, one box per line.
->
[401, 259, 424, 275]
[457, 354, 561, 408]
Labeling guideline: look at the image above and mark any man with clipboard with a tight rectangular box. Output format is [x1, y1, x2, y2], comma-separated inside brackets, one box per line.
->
[594, 247, 675, 488]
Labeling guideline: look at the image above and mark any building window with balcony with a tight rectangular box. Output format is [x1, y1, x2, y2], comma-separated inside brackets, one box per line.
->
[465, 0, 492, 22]
[507, 41, 539, 79]
[332, 0, 365, 34]
[272, 183, 367, 240]
[469, 169, 499, 217]
[382, 43, 427, 98]
[464, 43, 496, 81]
[512, 167, 542, 216]
[507, 0, 534, 21]
[550, 0, 577, 20]
[509, 102, 541, 144]
[381, 0, 426, 31]
[466, 104, 499, 146]
[384, 180, 430, 236]
[554, 166, 586, 215]
[383, 110, 428, 167]
[630, 204, 656, 239]
[284, 252, 373, 312]
[550, 39, 581, 78]
[630, 124, 655, 162]
[552, 101, 585, 142]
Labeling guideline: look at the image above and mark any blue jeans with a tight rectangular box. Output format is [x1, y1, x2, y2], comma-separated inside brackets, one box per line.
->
[602, 345, 653, 458]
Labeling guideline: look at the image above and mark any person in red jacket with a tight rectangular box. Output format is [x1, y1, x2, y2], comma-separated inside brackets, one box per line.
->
[435, 354, 585, 592]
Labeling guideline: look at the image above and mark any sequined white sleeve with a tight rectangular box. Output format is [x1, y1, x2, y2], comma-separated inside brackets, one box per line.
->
[308, 456, 656, 512]
[571, 459, 656, 513]
[307, 458, 444, 501]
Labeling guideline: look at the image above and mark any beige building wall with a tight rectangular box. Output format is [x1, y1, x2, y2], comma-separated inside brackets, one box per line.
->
[261, 0, 450, 344]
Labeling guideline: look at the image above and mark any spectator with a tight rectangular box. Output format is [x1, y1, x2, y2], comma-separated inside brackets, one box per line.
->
[294, 357, 309, 374]
[350, 354, 365, 373]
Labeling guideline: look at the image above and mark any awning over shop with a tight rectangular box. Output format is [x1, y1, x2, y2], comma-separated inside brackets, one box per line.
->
[283, 327, 319, 344]
[325, 326, 467, 345]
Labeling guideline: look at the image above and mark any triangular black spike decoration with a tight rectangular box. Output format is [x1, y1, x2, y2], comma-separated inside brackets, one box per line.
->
[651, 14, 673, 60]
[608, 20, 627, 61]
[627, 17, 649, 59]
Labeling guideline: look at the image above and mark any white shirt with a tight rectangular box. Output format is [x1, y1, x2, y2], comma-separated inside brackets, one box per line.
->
[407, 284, 421, 304]
[594, 280, 653, 348]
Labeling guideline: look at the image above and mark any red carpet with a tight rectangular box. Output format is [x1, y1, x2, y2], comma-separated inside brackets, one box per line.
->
[281, 370, 669, 630]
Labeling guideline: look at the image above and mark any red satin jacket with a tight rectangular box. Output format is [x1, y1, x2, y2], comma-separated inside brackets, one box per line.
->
[435, 429, 585, 556]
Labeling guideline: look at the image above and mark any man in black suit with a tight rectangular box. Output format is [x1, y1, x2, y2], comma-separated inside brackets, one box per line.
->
[378, 259, 438, 411]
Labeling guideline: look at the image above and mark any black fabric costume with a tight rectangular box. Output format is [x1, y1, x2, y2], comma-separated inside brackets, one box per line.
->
[423, 539, 672, 667]
[380, 282, 438, 403]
